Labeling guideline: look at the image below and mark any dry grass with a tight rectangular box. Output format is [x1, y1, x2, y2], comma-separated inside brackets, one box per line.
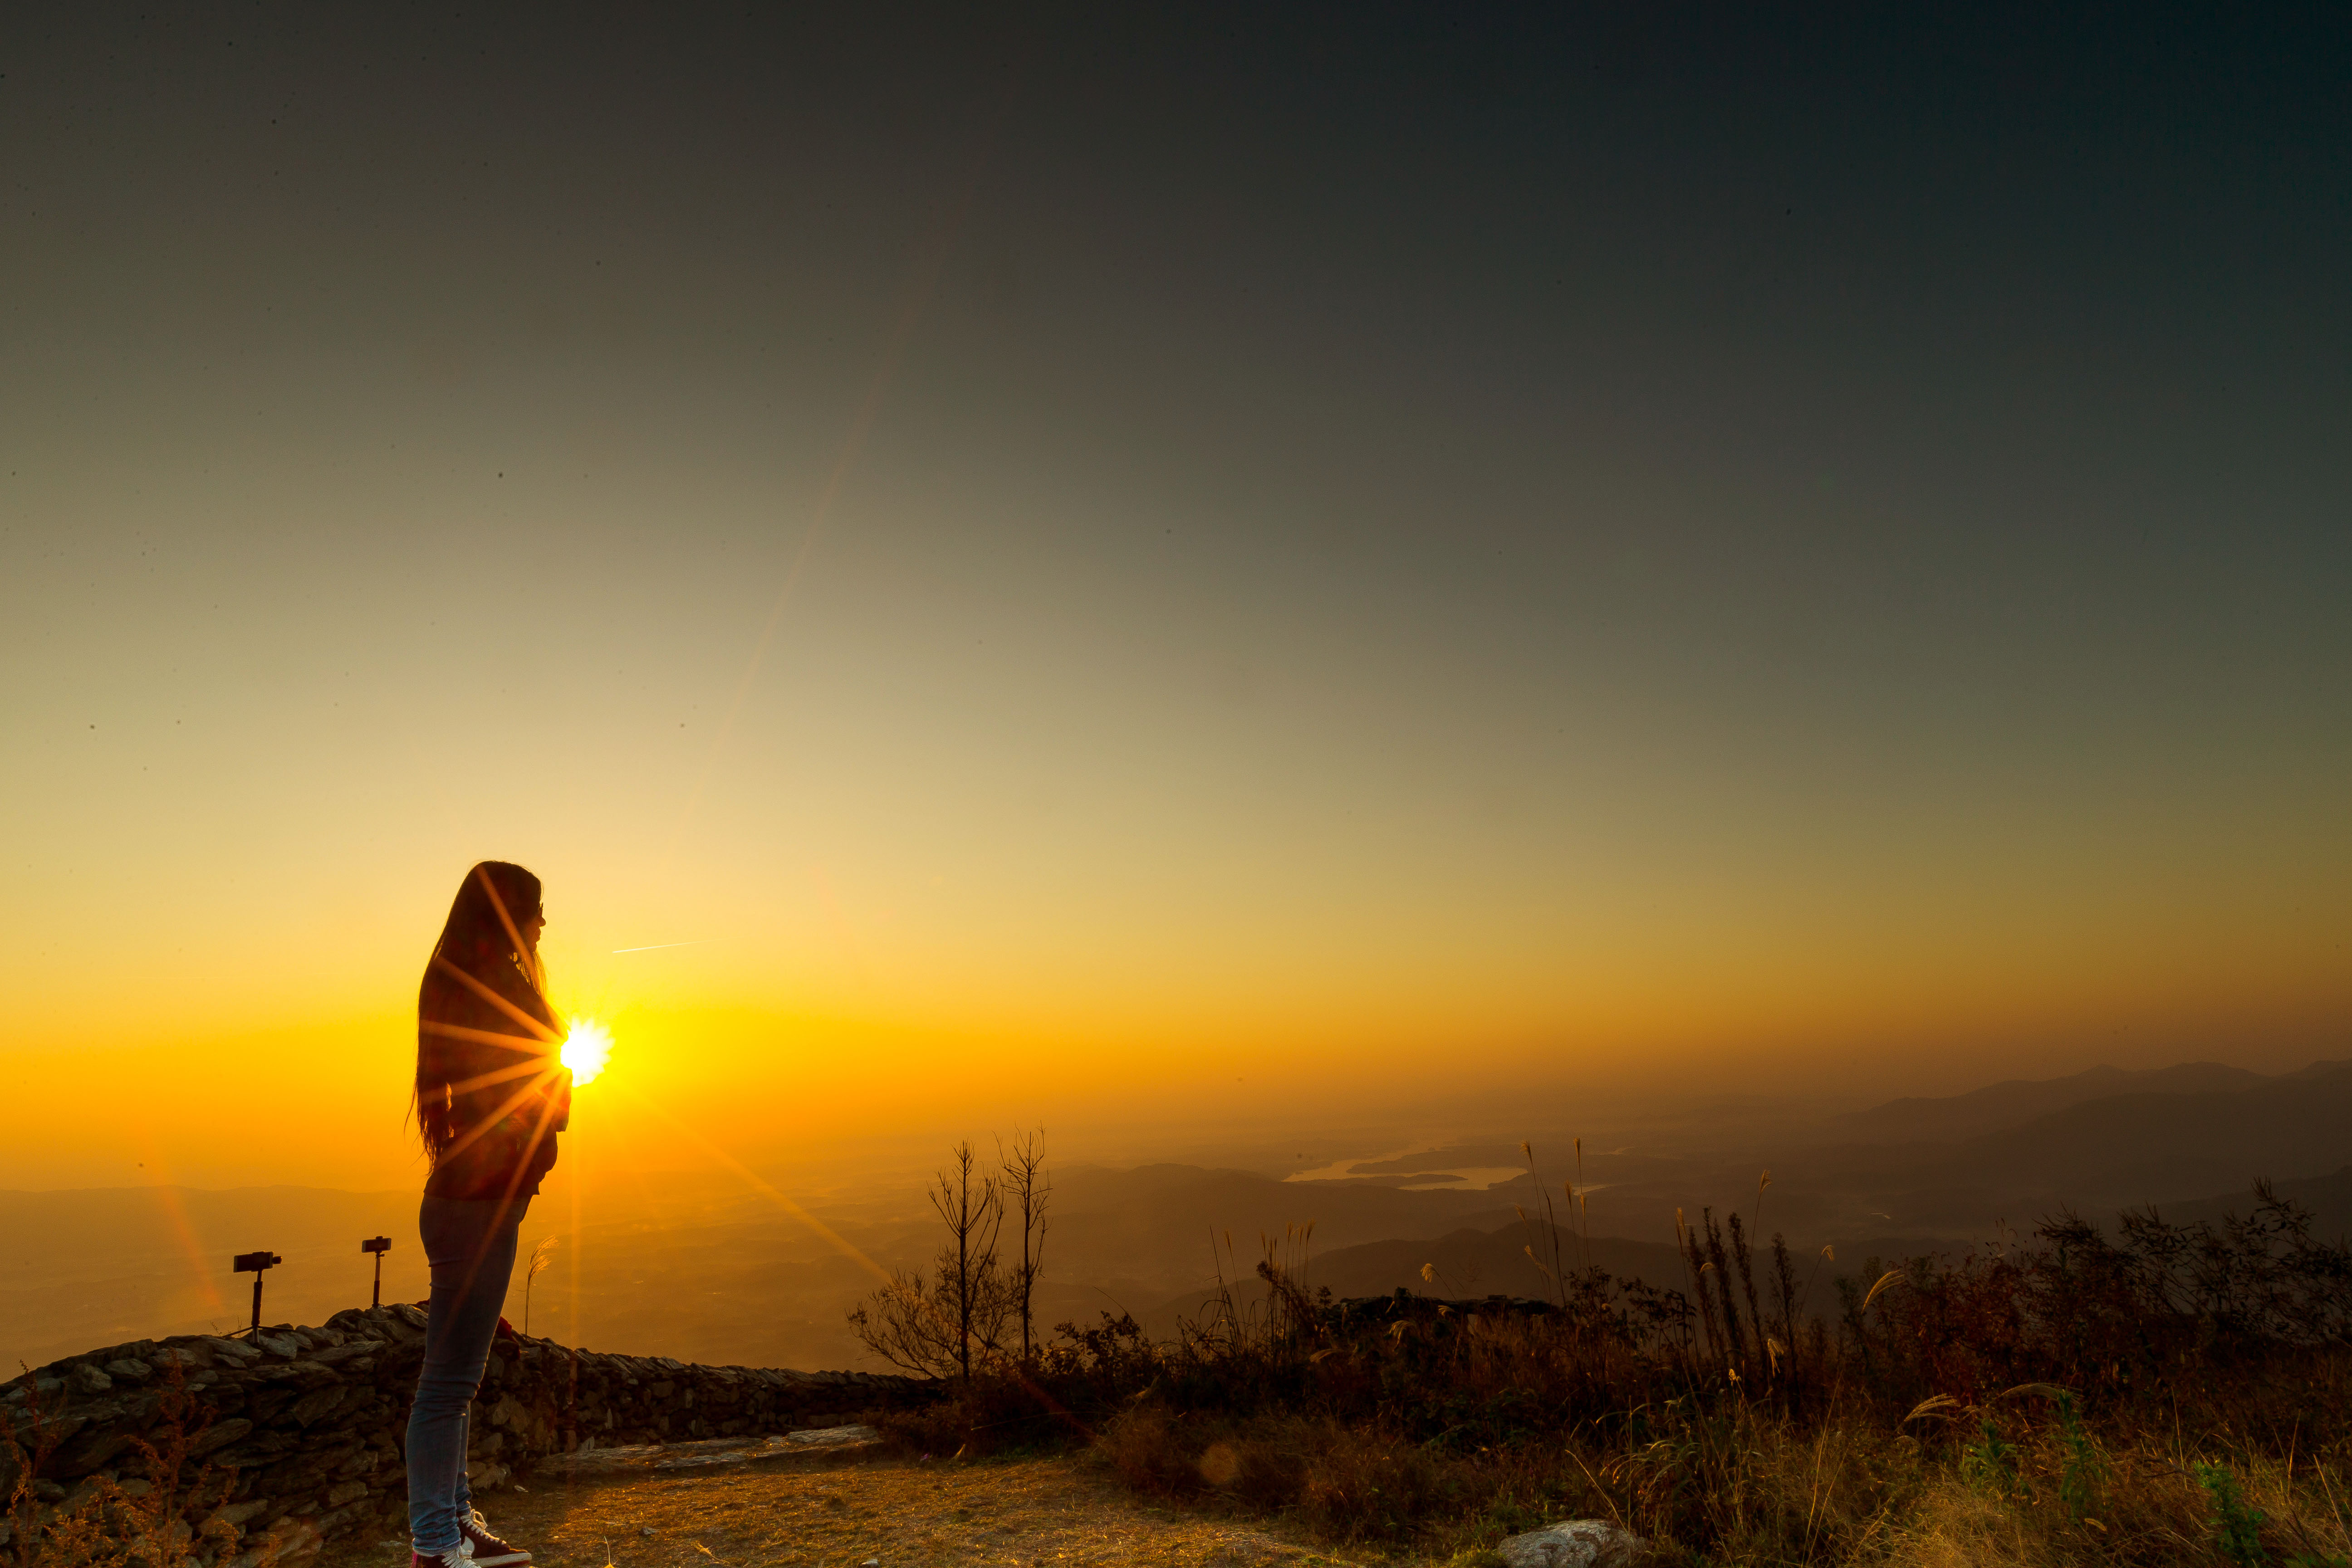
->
[862, 1177, 2352, 1564]
[311, 1452, 1401, 1568]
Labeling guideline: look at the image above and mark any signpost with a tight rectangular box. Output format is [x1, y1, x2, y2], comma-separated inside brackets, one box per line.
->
[361, 1235, 392, 1307]
[231, 1251, 282, 1338]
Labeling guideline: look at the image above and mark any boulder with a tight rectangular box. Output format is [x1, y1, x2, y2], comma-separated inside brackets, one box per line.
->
[1495, 1519, 1645, 1568]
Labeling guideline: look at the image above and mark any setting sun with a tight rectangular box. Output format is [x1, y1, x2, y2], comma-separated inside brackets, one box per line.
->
[561, 1019, 612, 1086]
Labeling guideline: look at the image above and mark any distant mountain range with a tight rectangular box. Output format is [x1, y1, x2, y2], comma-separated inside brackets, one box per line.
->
[1828, 1060, 2337, 1145]
[1357, 1057, 2352, 1249]
[1931, 1060, 2352, 1202]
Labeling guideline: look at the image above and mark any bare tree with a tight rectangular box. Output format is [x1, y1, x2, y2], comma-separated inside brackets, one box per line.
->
[999, 1128, 1050, 1360]
[848, 1140, 1011, 1380]
[846, 1267, 966, 1379]
[933, 1140, 1004, 1380]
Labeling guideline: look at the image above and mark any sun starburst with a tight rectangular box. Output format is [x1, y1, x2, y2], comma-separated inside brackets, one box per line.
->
[561, 1018, 612, 1085]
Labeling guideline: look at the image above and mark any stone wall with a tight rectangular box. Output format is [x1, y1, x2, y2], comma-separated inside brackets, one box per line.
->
[2, 1305, 935, 1563]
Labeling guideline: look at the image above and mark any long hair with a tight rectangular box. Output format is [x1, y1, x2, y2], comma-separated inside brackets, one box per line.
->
[415, 861, 553, 1164]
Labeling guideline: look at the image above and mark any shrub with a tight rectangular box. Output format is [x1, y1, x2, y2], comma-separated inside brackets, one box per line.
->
[2203, 1463, 2270, 1567]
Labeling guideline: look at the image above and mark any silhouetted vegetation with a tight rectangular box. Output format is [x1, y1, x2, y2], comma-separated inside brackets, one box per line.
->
[1001, 1128, 1051, 1362]
[882, 1159, 2352, 1565]
[850, 1132, 1052, 1381]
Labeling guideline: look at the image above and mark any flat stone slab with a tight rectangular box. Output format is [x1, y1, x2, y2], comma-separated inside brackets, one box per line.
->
[554, 1425, 882, 1475]
[773, 1423, 879, 1448]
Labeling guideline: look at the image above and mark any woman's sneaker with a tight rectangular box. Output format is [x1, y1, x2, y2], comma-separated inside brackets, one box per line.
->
[411, 1542, 472, 1568]
[460, 1510, 533, 1567]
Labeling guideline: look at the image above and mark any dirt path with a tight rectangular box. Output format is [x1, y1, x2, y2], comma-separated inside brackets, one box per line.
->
[316, 1450, 1413, 1568]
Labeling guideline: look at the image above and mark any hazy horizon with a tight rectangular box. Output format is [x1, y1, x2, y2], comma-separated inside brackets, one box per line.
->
[9, 1050, 2350, 1377]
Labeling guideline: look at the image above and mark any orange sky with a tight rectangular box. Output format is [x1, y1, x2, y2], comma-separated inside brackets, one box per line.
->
[5, 7, 2349, 1193]
[7, 750, 2344, 1191]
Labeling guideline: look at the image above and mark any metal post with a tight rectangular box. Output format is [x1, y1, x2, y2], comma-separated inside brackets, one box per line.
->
[362, 1235, 392, 1308]
[232, 1251, 282, 1338]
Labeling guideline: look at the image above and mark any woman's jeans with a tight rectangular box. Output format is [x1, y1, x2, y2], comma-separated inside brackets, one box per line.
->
[407, 1193, 528, 1551]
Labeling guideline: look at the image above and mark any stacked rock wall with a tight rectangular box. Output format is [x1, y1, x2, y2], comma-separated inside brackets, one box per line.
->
[2, 1305, 934, 1563]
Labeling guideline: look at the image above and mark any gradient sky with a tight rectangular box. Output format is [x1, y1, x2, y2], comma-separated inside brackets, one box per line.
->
[4, 5, 2347, 1188]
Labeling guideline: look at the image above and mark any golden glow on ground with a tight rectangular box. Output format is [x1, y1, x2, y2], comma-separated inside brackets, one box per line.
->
[562, 1019, 612, 1085]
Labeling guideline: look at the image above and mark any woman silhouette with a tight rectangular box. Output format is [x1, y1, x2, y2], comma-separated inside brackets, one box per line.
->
[406, 862, 571, 1568]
